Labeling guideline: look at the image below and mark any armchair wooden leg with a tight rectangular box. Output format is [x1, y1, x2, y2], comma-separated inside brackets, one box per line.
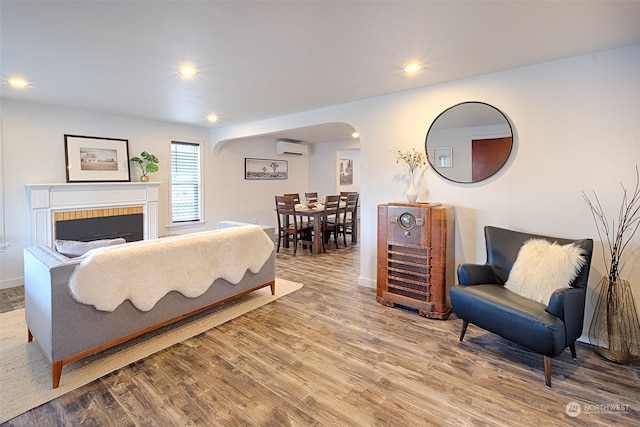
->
[569, 343, 577, 359]
[543, 356, 552, 387]
[459, 320, 469, 341]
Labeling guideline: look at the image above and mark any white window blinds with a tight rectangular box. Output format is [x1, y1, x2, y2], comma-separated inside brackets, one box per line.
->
[170, 141, 201, 223]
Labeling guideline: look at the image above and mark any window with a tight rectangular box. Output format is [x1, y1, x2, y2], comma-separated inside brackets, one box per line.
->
[170, 141, 202, 223]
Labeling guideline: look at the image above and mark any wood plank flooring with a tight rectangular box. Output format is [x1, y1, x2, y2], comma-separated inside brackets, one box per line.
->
[1, 244, 638, 426]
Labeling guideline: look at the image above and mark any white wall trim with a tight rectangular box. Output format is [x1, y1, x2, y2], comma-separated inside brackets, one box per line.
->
[26, 182, 161, 247]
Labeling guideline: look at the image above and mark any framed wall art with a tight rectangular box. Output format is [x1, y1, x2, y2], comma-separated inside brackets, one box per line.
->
[64, 134, 131, 182]
[339, 158, 354, 185]
[433, 147, 453, 168]
[245, 158, 288, 180]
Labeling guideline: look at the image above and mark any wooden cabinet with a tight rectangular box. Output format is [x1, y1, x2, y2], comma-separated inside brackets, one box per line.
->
[376, 202, 455, 319]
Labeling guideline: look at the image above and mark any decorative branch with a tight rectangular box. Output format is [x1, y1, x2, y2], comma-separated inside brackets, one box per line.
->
[583, 166, 640, 282]
[393, 148, 428, 173]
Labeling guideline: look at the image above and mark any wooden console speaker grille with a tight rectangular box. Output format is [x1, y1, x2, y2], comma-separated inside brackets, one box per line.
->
[387, 245, 431, 301]
[377, 203, 454, 319]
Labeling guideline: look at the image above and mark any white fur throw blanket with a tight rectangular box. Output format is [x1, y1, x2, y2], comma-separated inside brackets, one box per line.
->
[68, 225, 274, 312]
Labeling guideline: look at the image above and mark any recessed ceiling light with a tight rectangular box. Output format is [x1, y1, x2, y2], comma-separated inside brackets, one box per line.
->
[7, 78, 29, 88]
[177, 65, 199, 78]
[207, 113, 218, 123]
[403, 63, 423, 74]
[351, 132, 360, 139]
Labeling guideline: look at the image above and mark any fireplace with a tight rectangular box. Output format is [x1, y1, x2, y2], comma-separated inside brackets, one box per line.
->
[27, 182, 160, 247]
[54, 208, 144, 242]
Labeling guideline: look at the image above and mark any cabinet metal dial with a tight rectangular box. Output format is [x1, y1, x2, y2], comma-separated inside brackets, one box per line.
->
[399, 212, 416, 230]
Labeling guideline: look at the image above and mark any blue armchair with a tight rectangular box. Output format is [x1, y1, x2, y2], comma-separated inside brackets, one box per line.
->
[449, 226, 593, 387]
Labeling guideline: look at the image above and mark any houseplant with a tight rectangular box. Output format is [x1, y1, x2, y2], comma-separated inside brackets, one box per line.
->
[583, 166, 640, 363]
[130, 151, 159, 182]
[393, 148, 428, 203]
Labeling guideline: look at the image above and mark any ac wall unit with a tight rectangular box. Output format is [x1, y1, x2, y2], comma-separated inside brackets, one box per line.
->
[276, 140, 308, 156]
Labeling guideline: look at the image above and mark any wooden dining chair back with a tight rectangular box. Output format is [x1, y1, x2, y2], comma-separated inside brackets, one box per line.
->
[275, 195, 313, 255]
[284, 193, 301, 204]
[339, 192, 359, 245]
[321, 195, 341, 251]
[284, 193, 306, 225]
[305, 192, 319, 203]
[340, 191, 356, 201]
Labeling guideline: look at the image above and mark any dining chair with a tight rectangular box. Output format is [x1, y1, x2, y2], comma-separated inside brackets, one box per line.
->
[275, 195, 313, 256]
[339, 191, 356, 201]
[321, 195, 341, 252]
[284, 193, 306, 225]
[284, 193, 301, 204]
[339, 192, 359, 245]
[303, 192, 319, 227]
[305, 192, 319, 203]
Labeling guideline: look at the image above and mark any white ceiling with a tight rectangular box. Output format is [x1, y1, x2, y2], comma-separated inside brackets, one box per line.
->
[2, 1, 640, 142]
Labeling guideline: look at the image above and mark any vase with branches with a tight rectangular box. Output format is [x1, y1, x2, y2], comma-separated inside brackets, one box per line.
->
[393, 148, 429, 203]
[583, 165, 640, 363]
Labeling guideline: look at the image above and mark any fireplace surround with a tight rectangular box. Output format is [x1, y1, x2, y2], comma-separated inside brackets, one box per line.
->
[26, 182, 161, 247]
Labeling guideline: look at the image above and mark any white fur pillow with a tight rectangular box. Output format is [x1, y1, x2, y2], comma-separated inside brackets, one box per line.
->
[505, 239, 586, 305]
[55, 238, 126, 258]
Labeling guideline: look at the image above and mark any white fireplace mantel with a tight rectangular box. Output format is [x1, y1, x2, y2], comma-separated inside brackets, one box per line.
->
[26, 182, 161, 247]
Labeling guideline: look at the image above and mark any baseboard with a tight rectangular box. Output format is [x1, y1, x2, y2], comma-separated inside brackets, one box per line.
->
[358, 276, 375, 289]
[0, 277, 23, 290]
[577, 333, 590, 344]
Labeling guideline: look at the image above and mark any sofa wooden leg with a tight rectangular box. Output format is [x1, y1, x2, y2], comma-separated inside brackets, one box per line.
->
[459, 320, 469, 341]
[28, 327, 33, 342]
[543, 356, 552, 387]
[569, 343, 577, 359]
[52, 361, 63, 389]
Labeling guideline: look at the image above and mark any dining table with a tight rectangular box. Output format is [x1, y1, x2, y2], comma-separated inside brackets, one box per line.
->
[281, 199, 356, 255]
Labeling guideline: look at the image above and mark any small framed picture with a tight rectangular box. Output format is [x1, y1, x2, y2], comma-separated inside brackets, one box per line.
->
[64, 135, 131, 182]
[433, 147, 453, 168]
[245, 158, 288, 180]
[339, 158, 353, 185]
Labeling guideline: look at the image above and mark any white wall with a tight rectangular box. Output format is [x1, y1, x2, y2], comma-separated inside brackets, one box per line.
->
[1, 45, 638, 341]
[212, 45, 640, 340]
[212, 137, 309, 227]
[0, 117, 6, 254]
[0, 102, 309, 287]
[308, 140, 360, 199]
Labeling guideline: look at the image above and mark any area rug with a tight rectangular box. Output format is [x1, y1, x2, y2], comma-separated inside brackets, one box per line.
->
[0, 278, 302, 423]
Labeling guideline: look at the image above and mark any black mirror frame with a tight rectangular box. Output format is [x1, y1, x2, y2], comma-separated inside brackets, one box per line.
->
[425, 101, 513, 184]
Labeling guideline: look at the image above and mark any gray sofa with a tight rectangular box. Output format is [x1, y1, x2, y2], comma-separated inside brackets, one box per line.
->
[24, 224, 275, 388]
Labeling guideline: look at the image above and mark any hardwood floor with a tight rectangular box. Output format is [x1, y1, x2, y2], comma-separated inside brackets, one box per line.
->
[2, 244, 638, 426]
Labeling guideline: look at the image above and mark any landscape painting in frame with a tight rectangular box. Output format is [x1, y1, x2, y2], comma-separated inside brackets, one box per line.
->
[64, 135, 131, 182]
[245, 158, 288, 180]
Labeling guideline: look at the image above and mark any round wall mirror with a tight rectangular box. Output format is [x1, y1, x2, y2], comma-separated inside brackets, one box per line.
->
[425, 101, 513, 183]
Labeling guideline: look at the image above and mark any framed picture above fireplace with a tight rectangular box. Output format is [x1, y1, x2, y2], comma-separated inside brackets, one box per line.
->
[64, 134, 131, 182]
